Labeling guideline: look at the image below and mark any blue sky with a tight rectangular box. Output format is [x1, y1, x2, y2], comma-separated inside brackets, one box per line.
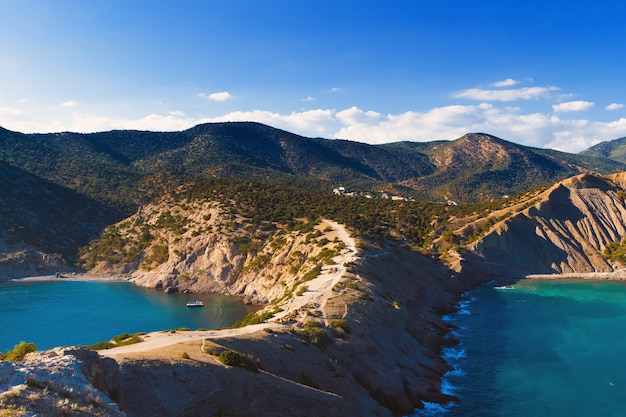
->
[1, 0, 626, 152]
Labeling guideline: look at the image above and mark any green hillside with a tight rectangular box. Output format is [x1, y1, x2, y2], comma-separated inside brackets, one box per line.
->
[2, 123, 624, 209]
[579, 136, 626, 163]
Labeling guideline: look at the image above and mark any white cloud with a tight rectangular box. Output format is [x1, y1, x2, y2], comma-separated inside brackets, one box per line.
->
[61, 100, 77, 107]
[301, 96, 316, 102]
[453, 86, 560, 101]
[198, 91, 232, 102]
[71, 113, 196, 133]
[606, 103, 624, 111]
[202, 108, 339, 136]
[169, 110, 185, 117]
[330, 87, 341, 93]
[0, 106, 23, 116]
[491, 79, 519, 87]
[552, 100, 594, 113]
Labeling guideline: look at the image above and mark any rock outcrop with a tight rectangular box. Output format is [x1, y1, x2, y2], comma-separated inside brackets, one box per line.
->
[86, 200, 353, 305]
[457, 173, 626, 277]
[0, 347, 124, 416]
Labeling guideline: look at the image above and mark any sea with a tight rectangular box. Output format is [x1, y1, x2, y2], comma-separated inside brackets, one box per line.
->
[0, 279, 257, 352]
[414, 279, 626, 417]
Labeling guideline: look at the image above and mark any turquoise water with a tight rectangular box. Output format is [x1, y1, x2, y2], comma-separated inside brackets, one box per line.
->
[0, 279, 257, 352]
[415, 279, 626, 417]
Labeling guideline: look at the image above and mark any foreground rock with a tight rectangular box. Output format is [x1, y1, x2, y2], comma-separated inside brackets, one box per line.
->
[0, 347, 124, 416]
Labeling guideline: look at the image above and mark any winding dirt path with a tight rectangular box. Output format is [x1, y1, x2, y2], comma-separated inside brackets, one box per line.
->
[101, 220, 357, 358]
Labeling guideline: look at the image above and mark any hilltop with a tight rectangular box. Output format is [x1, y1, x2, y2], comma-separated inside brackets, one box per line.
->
[580, 135, 626, 163]
[1, 123, 623, 210]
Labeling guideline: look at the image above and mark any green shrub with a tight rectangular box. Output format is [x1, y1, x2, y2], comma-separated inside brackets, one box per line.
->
[232, 309, 276, 328]
[84, 341, 115, 351]
[3, 341, 37, 361]
[330, 319, 351, 334]
[296, 285, 308, 296]
[218, 349, 259, 372]
[604, 238, 626, 264]
[112, 332, 143, 346]
[301, 264, 322, 282]
[298, 320, 333, 347]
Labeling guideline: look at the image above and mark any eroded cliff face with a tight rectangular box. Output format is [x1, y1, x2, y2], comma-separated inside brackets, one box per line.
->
[457, 173, 626, 277]
[85, 198, 349, 304]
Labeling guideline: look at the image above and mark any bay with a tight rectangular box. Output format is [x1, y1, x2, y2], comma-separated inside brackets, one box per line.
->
[415, 279, 626, 417]
[0, 279, 257, 352]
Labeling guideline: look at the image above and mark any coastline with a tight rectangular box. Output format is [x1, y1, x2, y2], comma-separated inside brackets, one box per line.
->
[2, 224, 486, 415]
[526, 269, 626, 281]
[11, 273, 133, 283]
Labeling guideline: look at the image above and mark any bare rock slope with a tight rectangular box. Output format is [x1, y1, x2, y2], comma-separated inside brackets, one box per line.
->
[456, 173, 626, 277]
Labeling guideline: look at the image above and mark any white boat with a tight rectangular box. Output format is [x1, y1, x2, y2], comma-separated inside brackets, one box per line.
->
[495, 285, 515, 290]
[186, 300, 204, 308]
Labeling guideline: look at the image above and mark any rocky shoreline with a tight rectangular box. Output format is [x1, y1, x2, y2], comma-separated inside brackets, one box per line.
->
[1, 223, 486, 416]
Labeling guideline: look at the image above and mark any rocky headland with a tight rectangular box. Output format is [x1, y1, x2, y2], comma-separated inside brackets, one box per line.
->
[4, 172, 626, 416]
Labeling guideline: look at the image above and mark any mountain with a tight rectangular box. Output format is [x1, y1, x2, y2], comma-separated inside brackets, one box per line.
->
[1, 123, 624, 209]
[382, 133, 626, 201]
[579, 136, 626, 163]
[0, 161, 121, 277]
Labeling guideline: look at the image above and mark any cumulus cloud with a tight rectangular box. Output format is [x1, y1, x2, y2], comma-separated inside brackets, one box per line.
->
[552, 100, 594, 113]
[202, 108, 339, 136]
[71, 113, 196, 133]
[0, 106, 23, 116]
[61, 100, 77, 107]
[453, 86, 560, 101]
[606, 103, 624, 110]
[491, 79, 519, 87]
[198, 92, 232, 102]
[301, 96, 316, 102]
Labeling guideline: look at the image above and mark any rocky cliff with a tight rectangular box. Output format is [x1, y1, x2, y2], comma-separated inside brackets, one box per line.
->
[452, 173, 626, 277]
[84, 196, 352, 306]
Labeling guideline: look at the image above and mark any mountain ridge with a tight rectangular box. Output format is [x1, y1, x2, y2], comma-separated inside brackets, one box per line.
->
[1, 122, 624, 208]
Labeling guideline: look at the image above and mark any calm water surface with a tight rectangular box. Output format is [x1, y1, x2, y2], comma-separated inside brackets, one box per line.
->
[415, 279, 626, 417]
[0, 279, 257, 352]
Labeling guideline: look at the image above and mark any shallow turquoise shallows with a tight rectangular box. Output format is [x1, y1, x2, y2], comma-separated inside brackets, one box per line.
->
[415, 279, 626, 417]
[0, 279, 257, 352]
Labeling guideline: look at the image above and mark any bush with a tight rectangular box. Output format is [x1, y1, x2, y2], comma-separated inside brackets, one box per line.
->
[298, 320, 333, 347]
[330, 319, 351, 334]
[84, 341, 115, 351]
[232, 310, 275, 328]
[218, 349, 259, 372]
[3, 341, 37, 361]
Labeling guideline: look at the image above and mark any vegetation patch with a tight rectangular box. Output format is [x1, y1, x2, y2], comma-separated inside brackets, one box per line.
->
[83, 332, 144, 351]
[232, 309, 276, 328]
[218, 349, 260, 372]
[1, 341, 37, 361]
[604, 238, 626, 264]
